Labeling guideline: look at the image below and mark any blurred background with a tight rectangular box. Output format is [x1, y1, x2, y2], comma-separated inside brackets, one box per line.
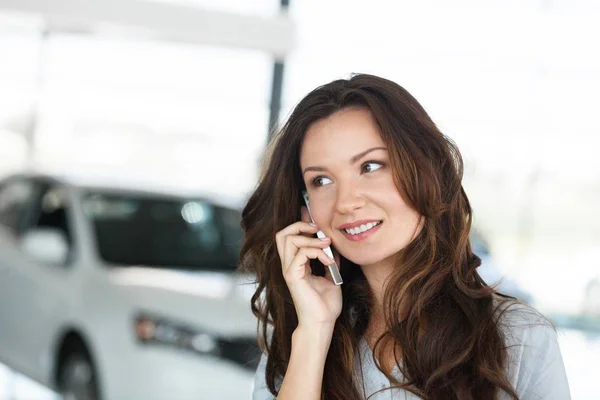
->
[0, 0, 598, 399]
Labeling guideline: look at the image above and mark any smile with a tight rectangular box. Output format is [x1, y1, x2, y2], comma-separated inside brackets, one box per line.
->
[344, 221, 382, 235]
[341, 220, 383, 242]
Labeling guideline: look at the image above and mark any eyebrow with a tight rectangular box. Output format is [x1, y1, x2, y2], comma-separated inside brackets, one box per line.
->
[302, 146, 387, 175]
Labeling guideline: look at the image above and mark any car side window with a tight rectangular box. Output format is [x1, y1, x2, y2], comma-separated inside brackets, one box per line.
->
[176, 201, 225, 267]
[175, 202, 242, 270]
[0, 178, 37, 236]
[214, 205, 243, 260]
[195, 204, 242, 271]
[85, 193, 241, 271]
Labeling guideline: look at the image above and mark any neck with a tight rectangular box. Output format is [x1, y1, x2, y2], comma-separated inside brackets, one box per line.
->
[360, 254, 413, 343]
[359, 256, 394, 345]
[360, 254, 396, 309]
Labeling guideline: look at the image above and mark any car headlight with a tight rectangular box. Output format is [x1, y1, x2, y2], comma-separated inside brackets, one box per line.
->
[134, 313, 220, 356]
[133, 313, 260, 370]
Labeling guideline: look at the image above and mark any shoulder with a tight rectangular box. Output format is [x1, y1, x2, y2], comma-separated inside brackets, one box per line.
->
[494, 299, 558, 372]
[493, 296, 571, 399]
[494, 297, 552, 340]
[493, 296, 557, 362]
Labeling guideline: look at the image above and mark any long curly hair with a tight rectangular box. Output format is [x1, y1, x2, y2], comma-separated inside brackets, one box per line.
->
[239, 74, 520, 399]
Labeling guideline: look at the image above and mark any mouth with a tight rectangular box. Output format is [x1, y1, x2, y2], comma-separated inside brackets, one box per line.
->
[340, 220, 383, 241]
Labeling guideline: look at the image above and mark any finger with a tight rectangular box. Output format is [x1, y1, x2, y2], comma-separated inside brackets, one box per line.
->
[283, 247, 335, 280]
[283, 235, 330, 268]
[284, 247, 335, 281]
[275, 221, 318, 258]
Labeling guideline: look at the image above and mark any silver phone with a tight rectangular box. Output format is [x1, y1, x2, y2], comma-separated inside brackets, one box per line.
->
[302, 191, 343, 285]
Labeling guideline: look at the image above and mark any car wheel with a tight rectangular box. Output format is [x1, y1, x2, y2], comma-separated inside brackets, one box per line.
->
[57, 350, 99, 400]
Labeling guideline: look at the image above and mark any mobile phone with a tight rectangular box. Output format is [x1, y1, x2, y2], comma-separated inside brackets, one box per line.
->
[301, 191, 343, 285]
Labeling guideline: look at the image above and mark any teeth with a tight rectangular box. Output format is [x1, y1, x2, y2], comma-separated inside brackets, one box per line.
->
[345, 221, 381, 235]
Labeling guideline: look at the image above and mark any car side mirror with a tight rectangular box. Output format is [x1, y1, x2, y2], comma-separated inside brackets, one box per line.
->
[20, 228, 69, 265]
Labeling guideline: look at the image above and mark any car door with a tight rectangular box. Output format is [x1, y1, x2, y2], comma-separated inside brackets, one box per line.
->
[0, 179, 76, 380]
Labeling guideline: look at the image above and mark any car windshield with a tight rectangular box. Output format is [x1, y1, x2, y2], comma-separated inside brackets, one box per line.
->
[83, 191, 243, 271]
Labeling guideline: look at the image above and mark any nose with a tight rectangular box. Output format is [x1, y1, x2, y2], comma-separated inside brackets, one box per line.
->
[335, 181, 366, 215]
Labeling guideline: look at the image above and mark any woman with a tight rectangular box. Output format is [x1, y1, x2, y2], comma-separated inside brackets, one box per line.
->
[240, 74, 570, 399]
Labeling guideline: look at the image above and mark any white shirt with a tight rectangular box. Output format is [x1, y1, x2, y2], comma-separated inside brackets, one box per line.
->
[252, 302, 571, 399]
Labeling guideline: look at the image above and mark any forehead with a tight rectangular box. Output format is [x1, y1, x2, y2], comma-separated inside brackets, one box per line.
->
[300, 108, 385, 167]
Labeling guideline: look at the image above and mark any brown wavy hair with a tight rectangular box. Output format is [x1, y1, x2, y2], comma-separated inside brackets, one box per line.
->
[239, 74, 520, 399]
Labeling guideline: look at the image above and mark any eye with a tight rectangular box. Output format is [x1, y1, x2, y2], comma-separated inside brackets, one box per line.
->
[362, 161, 384, 173]
[312, 176, 333, 187]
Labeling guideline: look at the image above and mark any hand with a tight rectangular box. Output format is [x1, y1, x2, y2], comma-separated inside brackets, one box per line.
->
[275, 207, 343, 329]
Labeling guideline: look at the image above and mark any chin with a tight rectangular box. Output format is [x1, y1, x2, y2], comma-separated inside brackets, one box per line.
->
[343, 252, 390, 268]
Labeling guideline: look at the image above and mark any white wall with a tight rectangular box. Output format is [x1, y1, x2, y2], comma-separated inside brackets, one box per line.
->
[0, 0, 598, 310]
[282, 0, 600, 312]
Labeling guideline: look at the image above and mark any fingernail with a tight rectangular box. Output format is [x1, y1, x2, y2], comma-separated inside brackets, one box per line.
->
[320, 237, 330, 241]
[309, 222, 317, 227]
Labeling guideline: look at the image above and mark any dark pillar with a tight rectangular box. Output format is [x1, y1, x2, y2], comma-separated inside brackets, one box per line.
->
[267, 0, 290, 142]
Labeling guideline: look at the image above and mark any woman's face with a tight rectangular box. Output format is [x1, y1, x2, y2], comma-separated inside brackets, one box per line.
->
[300, 107, 422, 269]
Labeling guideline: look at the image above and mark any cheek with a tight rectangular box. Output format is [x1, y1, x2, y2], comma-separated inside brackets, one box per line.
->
[391, 212, 422, 249]
[310, 199, 336, 228]
[385, 193, 421, 231]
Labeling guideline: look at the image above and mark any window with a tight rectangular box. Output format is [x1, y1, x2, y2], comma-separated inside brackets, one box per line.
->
[83, 191, 243, 271]
[0, 178, 36, 235]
